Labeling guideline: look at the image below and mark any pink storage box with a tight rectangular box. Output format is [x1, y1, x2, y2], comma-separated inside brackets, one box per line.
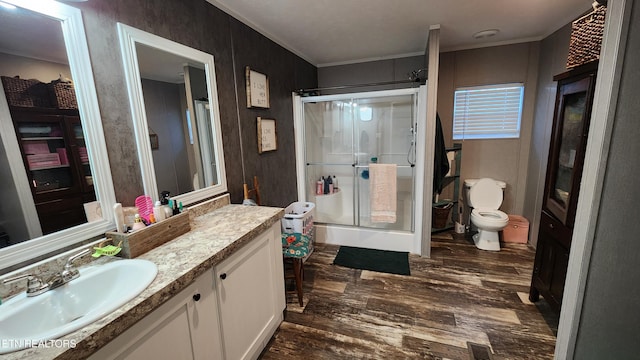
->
[56, 148, 69, 165]
[78, 147, 89, 163]
[502, 215, 529, 243]
[23, 141, 49, 155]
[27, 153, 61, 169]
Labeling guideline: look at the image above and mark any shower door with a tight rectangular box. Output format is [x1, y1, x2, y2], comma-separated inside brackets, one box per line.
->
[300, 89, 418, 232]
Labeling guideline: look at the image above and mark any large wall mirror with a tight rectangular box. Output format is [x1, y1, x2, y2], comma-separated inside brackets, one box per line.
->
[0, 0, 116, 270]
[117, 23, 227, 205]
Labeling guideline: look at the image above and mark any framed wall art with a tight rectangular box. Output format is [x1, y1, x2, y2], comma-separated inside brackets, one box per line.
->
[245, 66, 270, 108]
[257, 117, 277, 153]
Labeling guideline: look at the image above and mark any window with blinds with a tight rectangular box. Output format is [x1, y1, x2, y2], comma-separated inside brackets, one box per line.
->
[452, 83, 524, 140]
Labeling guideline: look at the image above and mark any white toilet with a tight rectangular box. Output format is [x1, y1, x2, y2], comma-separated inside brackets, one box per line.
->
[466, 178, 509, 251]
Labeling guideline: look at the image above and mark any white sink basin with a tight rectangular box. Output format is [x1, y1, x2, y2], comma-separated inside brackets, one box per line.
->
[0, 259, 158, 354]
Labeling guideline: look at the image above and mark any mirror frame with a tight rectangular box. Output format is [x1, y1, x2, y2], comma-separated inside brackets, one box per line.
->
[117, 23, 227, 205]
[0, 0, 116, 269]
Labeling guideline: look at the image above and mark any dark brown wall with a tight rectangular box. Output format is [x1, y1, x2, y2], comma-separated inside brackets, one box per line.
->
[74, 0, 317, 207]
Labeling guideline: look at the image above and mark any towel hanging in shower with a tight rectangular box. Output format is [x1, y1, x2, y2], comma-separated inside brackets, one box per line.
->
[370, 163, 397, 223]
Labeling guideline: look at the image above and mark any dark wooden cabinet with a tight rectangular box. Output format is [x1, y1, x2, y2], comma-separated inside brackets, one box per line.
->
[10, 106, 95, 234]
[529, 62, 597, 312]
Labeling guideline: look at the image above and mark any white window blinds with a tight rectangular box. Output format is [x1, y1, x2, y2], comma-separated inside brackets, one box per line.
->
[453, 83, 524, 140]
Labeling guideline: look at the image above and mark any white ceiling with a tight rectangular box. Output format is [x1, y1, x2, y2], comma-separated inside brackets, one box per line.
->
[207, 0, 592, 67]
[0, 1, 594, 81]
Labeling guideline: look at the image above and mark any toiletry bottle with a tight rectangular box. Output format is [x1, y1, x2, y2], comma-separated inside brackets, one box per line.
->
[332, 175, 338, 191]
[316, 178, 323, 195]
[324, 176, 329, 194]
[153, 200, 166, 222]
[160, 191, 171, 205]
[172, 200, 180, 215]
[131, 214, 146, 231]
[327, 175, 333, 194]
[113, 203, 125, 233]
[149, 213, 156, 224]
[164, 199, 174, 218]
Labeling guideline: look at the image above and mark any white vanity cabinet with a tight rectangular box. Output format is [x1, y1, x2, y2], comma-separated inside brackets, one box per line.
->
[215, 222, 285, 360]
[89, 221, 284, 360]
[89, 268, 223, 360]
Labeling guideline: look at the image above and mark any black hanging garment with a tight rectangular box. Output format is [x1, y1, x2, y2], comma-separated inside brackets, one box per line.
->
[433, 113, 449, 195]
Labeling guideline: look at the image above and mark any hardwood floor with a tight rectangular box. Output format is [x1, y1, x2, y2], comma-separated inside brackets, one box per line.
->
[261, 231, 559, 360]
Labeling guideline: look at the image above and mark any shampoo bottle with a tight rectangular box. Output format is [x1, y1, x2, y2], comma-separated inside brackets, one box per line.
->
[153, 201, 166, 222]
[332, 175, 338, 191]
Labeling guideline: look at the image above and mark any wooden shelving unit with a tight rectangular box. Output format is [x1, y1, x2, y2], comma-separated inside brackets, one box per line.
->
[432, 143, 462, 233]
[10, 106, 95, 234]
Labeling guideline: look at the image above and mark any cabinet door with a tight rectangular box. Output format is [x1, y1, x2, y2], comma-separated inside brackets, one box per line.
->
[14, 114, 80, 197]
[67, 116, 94, 194]
[543, 73, 595, 227]
[216, 222, 284, 360]
[90, 270, 223, 360]
[530, 211, 571, 311]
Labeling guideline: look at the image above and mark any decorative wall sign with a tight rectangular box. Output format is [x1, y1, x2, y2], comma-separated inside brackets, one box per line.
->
[257, 117, 277, 153]
[245, 66, 270, 108]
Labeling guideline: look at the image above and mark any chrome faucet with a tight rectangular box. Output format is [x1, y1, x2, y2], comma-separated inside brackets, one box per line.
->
[48, 248, 91, 290]
[3, 248, 91, 297]
[3, 274, 49, 297]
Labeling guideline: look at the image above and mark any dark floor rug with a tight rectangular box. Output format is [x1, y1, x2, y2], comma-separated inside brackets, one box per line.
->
[333, 246, 410, 275]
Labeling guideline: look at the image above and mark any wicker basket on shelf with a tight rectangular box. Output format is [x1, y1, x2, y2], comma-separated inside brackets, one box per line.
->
[48, 80, 77, 109]
[567, 5, 606, 69]
[1, 76, 51, 108]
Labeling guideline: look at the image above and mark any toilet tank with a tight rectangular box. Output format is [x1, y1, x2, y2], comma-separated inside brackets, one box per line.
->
[464, 178, 506, 191]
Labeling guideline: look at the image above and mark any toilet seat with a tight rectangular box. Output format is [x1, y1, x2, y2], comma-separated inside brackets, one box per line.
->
[471, 208, 508, 223]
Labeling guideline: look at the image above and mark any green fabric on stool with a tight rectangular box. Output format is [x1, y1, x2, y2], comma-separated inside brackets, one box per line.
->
[282, 233, 310, 258]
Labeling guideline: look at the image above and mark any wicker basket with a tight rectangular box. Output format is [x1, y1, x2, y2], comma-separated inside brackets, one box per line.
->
[567, 6, 606, 69]
[48, 80, 77, 109]
[432, 201, 453, 229]
[1, 76, 51, 108]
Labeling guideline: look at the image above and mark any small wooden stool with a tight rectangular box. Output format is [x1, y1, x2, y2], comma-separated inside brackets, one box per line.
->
[282, 233, 310, 306]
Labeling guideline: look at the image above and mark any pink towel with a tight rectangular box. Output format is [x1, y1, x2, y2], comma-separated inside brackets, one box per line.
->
[369, 163, 397, 223]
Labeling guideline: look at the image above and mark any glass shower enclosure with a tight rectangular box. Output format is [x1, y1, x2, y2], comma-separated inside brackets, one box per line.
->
[293, 87, 428, 254]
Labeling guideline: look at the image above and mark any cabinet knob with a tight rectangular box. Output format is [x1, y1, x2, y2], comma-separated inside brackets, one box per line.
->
[549, 223, 554, 229]
[193, 293, 201, 302]
[220, 273, 227, 280]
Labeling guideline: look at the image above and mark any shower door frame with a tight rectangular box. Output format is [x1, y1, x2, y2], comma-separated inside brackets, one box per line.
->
[293, 86, 430, 255]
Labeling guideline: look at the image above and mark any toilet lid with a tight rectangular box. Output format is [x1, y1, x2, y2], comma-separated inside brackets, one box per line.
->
[469, 178, 503, 209]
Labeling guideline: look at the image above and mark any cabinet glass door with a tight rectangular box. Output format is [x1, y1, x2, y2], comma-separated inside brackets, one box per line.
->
[71, 120, 93, 192]
[544, 76, 593, 226]
[17, 121, 74, 195]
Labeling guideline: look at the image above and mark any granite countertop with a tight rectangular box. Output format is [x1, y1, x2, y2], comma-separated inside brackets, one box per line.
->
[2, 203, 283, 360]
